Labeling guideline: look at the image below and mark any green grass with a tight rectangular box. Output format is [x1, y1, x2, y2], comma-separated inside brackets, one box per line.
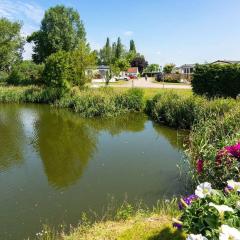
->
[35, 200, 185, 240]
[112, 87, 192, 100]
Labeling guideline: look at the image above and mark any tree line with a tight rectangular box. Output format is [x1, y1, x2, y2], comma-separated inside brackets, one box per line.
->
[0, 4, 154, 91]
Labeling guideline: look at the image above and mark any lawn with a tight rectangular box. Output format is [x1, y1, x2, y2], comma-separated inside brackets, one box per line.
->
[63, 215, 185, 240]
[112, 87, 192, 100]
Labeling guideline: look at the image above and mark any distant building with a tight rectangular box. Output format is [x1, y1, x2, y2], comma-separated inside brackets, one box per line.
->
[210, 60, 240, 65]
[126, 67, 139, 77]
[177, 64, 196, 75]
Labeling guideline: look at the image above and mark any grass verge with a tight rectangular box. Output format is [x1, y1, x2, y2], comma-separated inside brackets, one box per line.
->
[35, 200, 185, 240]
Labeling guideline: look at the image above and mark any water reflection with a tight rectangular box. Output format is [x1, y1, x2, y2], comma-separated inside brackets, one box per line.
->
[0, 104, 187, 240]
[34, 109, 97, 189]
[0, 105, 24, 171]
[0, 104, 186, 190]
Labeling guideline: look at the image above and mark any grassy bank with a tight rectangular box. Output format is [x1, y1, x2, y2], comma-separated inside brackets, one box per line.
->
[0, 86, 145, 117]
[36, 201, 185, 240]
[146, 91, 240, 187]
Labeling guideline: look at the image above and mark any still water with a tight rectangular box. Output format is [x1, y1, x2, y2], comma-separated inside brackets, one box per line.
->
[0, 104, 186, 239]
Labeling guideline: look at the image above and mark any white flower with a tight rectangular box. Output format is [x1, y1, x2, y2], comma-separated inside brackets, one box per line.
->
[236, 201, 240, 210]
[209, 203, 234, 214]
[186, 234, 208, 240]
[227, 180, 240, 192]
[219, 225, 240, 240]
[195, 182, 213, 198]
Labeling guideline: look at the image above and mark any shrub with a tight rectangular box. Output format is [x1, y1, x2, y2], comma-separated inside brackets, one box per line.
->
[55, 88, 144, 118]
[7, 61, 44, 85]
[192, 64, 240, 98]
[115, 88, 144, 111]
[173, 181, 240, 240]
[43, 44, 96, 90]
[0, 86, 62, 103]
[146, 92, 237, 129]
[0, 71, 9, 83]
[164, 73, 181, 83]
[43, 51, 72, 90]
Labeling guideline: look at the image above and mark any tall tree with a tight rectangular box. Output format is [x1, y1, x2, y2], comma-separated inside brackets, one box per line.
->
[99, 37, 112, 65]
[0, 18, 23, 72]
[115, 37, 123, 59]
[131, 56, 148, 74]
[129, 40, 136, 53]
[145, 64, 160, 72]
[163, 63, 175, 74]
[111, 42, 117, 62]
[27, 5, 86, 63]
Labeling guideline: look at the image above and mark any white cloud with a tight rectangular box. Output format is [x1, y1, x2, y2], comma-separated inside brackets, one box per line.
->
[123, 31, 134, 37]
[0, 0, 44, 25]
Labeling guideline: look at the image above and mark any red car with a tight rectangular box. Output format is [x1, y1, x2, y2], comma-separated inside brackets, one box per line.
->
[129, 75, 138, 79]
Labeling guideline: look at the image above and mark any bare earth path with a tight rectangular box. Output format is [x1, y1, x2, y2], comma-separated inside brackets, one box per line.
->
[109, 78, 192, 89]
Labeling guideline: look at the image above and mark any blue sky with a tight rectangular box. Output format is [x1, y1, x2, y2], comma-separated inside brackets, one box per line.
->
[1, 0, 240, 66]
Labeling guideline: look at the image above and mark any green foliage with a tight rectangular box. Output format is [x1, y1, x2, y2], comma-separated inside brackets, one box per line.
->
[0, 86, 61, 103]
[114, 58, 130, 72]
[116, 202, 134, 220]
[0, 18, 24, 72]
[163, 64, 175, 74]
[7, 61, 44, 85]
[144, 64, 160, 73]
[43, 51, 71, 90]
[179, 187, 240, 239]
[187, 107, 240, 187]
[129, 40, 137, 53]
[192, 63, 240, 98]
[99, 37, 112, 65]
[115, 88, 144, 112]
[27, 5, 86, 63]
[146, 92, 237, 129]
[43, 44, 96, 90]
[115, 37, 124, 59]
[164, 73, 181, 83]
[55, 88, 144, 117]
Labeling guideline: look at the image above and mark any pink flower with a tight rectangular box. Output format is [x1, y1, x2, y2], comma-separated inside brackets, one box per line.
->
[197, 159, 204, 174]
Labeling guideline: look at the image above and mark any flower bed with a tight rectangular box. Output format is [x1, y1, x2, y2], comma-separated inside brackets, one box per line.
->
[173, 181, 240, 239]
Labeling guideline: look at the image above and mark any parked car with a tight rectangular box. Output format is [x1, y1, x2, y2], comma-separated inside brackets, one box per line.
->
[129, 75, 138, 79]
[115, 76, 130, 81]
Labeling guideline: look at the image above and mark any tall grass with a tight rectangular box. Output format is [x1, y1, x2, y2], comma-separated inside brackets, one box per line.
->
[0, 86, 144, 117]
[146, 91, 240, 187]
[146, 91, 238, 129]
[186, 106, 240, 186]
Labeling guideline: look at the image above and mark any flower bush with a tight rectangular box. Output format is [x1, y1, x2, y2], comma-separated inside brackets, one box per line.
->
[173, 181, 240, 240]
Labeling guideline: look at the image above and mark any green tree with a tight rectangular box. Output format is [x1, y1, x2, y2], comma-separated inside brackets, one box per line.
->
[129, 40, 136, 53]
[43, 42, 96, 90]
[0, 18, 24, 72]
[115, 37, 123, 59]
[111, 42, 117, 62]
[163, 63, 175, 74]
[70, 42, 96, 86]
[144, 64, 160, 73]
[115, 58, 130, 72]
[99, 37, 112, 65]
[27, 5, 86, 63]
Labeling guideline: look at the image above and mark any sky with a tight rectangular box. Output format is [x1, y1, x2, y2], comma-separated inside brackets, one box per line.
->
[1, 0, 240, 66]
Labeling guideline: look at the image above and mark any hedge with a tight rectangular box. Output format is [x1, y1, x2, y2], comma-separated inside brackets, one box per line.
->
[192, 63, 240, 98]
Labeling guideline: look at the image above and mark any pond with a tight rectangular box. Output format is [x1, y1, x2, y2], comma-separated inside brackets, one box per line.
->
[0, 104, 187, 240]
